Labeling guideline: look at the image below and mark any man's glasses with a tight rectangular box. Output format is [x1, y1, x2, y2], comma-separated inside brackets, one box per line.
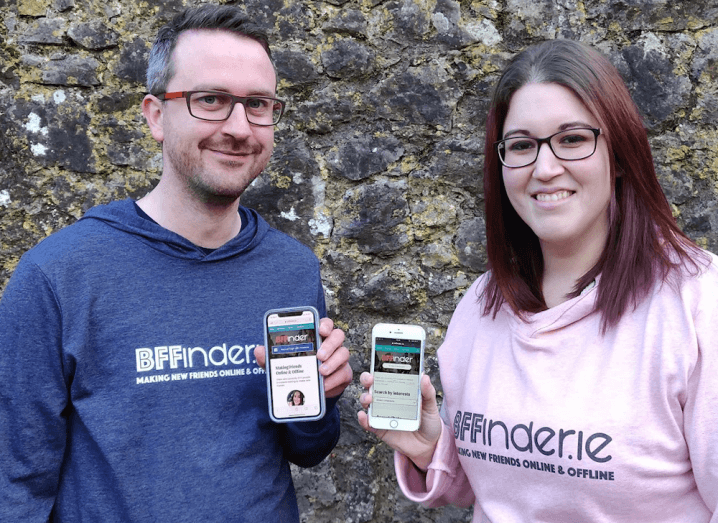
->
[157, 91, 286, 126]
[496, 128, 602, 168]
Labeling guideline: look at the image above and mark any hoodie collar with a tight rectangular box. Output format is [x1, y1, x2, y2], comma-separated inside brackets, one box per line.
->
[508, 275, 601, 338]
[79, 198, 269, 261]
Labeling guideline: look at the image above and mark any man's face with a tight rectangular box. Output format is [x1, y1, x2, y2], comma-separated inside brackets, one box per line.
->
[152, 29, 277, 203]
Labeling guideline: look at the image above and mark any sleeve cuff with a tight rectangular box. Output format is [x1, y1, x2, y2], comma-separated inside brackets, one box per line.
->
[290, 393, 341, 435]
[394, 422, 459, 503]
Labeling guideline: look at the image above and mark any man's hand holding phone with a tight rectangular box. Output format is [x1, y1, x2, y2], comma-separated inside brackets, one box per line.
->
[255, 317, 352, 398]
[358, 372, 442, 471]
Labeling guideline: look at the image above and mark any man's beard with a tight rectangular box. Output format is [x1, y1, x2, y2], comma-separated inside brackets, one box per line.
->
[166, 135, 266, 204]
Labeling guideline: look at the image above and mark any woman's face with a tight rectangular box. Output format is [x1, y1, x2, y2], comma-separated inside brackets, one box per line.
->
[292, 391, 301, 405]
[501, 82, 612, 260]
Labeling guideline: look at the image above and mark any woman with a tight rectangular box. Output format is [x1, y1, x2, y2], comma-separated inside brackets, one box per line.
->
[288, 390, 305, 406]
[359, 39, 717, 521]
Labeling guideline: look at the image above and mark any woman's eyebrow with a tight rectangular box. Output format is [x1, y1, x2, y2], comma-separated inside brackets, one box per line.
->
[503, 121, 595, 139]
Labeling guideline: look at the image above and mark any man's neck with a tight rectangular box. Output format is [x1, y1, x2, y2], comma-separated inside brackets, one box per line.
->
[137, 182, 242, 249]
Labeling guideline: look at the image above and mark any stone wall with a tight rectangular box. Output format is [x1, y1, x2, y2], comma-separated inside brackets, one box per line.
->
[1, 0, 717, 521]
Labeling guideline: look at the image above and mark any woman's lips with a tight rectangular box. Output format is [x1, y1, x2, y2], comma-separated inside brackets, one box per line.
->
[533, 190, 573, 202]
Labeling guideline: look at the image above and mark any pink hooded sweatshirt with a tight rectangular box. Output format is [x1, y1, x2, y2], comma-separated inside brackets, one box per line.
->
[396, 251, 718, 522]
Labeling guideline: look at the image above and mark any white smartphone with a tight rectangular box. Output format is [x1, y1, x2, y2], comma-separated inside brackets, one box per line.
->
[264, 306, 325, 423]
[369, 323, 425, 432]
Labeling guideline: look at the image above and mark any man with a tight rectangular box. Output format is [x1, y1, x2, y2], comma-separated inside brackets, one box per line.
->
[0, 5, 351, 522]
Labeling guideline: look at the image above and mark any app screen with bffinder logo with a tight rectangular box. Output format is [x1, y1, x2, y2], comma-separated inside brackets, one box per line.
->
[372, 337, 421, 420]
[267, 311, 322, 419]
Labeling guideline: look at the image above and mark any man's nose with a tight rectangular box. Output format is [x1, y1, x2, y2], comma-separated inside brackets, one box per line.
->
[220, 102, 253, 138]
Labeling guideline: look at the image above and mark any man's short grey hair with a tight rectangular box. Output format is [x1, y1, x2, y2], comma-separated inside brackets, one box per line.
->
[146, 4, 274, 94]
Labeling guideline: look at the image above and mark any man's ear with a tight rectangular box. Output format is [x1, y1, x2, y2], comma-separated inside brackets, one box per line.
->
[142, 94, 165, 143]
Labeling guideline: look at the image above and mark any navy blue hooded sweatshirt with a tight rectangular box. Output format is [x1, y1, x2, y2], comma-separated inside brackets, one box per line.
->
[0, 199, 340, 522]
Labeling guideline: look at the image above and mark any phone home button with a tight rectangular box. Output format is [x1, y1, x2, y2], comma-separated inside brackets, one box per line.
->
[390, 420, 399, 429]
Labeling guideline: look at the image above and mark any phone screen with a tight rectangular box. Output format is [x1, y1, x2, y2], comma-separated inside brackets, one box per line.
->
[371, 336, 422, 420]
[265, 309, 323, 421]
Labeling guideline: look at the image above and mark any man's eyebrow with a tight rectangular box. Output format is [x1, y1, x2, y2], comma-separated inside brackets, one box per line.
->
[191, 86, 277, 97]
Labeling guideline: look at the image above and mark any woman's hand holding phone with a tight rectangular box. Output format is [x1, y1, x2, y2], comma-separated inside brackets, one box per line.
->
[358, 372, 443, 471]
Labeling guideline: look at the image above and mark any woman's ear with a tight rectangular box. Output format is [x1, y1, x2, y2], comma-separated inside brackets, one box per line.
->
[142, 94, 165, 143]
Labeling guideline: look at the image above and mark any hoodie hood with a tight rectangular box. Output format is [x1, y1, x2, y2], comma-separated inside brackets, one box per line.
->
[79, 198, 269, 262]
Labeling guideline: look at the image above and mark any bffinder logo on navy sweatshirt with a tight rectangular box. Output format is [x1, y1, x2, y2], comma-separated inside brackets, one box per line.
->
[453, 410, 616, 481]
[134, 343, 264, 384]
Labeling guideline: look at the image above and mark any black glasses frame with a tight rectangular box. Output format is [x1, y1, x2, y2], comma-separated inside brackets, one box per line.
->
[157, 91, 286, 126]
[495, 128, 602, 168]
